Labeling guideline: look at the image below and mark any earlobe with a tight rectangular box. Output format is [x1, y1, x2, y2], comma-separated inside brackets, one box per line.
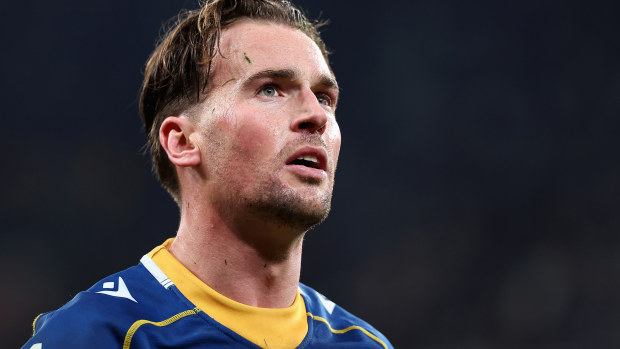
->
[159, 116, 201, 167]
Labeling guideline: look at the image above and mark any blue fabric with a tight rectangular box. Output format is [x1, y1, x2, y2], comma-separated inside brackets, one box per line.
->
[23, 259, 392, 348]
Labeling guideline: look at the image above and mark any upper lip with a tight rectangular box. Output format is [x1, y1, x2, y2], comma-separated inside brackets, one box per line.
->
[285, 146, 328, 172]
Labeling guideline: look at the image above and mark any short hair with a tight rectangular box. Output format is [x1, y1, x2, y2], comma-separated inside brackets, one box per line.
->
[139, 0, 329, 206]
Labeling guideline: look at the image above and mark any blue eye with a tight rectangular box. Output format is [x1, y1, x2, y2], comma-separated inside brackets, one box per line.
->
[317, 95, 330, 106]
[261, 86, 277, 97]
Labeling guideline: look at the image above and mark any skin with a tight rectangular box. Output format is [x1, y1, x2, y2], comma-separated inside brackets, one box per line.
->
[159, 19, 341, 308]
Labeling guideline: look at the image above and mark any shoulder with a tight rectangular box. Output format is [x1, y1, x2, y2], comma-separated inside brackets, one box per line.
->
[22, 261, 191, 349]
[299, 283, 393, 349]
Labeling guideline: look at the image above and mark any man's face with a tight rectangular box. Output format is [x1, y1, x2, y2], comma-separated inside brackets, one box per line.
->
[193, 19, 341, 230]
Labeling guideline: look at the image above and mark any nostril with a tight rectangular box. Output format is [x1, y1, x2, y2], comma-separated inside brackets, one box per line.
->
[298, 121, 315, 130]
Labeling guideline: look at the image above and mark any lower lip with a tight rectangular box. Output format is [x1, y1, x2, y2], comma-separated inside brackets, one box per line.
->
[285, 164, 327, 180]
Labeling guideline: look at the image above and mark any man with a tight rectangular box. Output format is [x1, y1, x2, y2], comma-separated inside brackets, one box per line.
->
[23, 1, 392, 348]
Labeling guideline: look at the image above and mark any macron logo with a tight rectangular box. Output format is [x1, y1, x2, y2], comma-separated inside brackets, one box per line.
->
[96, 276, 137, 303]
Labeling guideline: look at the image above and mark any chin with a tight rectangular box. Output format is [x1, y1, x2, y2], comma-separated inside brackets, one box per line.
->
[273, 199, 332, 231]
[249, 182, 333, 231]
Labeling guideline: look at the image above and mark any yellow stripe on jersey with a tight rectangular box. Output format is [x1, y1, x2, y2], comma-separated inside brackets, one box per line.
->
[306, 312, 388, 349]
[123, 307, 201, 349]
[32, 313, 43, 336]
[147, 239, 308, 349]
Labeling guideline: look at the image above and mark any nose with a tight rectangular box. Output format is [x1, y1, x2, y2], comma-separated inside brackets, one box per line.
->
[290, 88, 328, 134]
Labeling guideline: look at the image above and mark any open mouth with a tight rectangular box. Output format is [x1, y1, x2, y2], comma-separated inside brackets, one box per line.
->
[288, 155, 321, 169]
[285, 147, 328, 173]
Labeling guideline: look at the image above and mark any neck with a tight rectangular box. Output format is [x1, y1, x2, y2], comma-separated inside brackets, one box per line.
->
[169, 199, 305, 308]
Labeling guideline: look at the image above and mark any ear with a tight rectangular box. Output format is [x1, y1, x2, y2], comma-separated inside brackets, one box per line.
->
[159, 116, 201, 167]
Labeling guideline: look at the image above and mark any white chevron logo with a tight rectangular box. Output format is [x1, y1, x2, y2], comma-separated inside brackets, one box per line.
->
[96, 276, 137, 303]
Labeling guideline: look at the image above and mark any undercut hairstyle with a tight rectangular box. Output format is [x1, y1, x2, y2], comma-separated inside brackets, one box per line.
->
[139, 0, 329, 206]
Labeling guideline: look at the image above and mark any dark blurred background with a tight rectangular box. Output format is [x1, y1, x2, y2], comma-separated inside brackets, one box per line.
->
[2, 0, 620, 348]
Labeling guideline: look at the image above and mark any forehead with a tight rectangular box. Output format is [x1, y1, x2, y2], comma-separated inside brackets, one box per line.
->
[211, 19, 333, 83]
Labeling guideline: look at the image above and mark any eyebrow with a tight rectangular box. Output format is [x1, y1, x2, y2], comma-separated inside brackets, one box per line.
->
[244, 68, 339, 92]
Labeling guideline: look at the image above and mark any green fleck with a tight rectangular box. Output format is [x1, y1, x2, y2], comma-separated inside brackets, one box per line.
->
[244, 52, 252, 64]
[221, 77, 236, 87]
[212, 107, 215, 114]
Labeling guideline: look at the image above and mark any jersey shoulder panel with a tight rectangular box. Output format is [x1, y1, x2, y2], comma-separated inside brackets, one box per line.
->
[299, 283, 393, 349]
[23, 257, 264, 349]
[22, 262, 193, 349]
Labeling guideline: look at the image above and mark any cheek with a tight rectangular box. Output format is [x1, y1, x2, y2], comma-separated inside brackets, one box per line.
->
[228, 115, 279, 164]
[327, 120, 342, 161]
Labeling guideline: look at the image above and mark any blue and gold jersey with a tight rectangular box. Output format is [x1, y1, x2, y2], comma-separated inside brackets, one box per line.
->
[23, 241, 392, 348]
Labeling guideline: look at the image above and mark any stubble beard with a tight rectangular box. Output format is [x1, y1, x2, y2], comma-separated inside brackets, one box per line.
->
[208, 131, 336, 234]
[246, 176, 333, 232]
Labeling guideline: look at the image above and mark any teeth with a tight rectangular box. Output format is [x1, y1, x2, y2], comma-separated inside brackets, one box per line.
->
[298, 155, 319, 163]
